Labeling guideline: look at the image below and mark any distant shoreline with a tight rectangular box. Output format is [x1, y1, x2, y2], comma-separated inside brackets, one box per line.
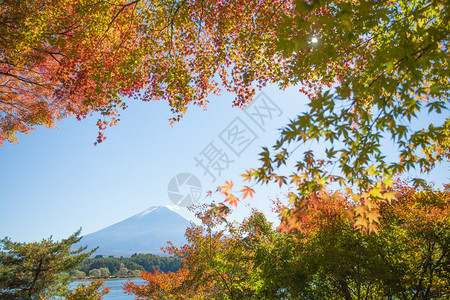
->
[70, 277, 142, 283]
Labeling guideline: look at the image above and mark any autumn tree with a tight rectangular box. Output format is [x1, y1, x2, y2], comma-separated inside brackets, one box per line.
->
[0, 229, 108, 299]
[276, 181, 450, 299]
[124, 268, 199, 300]
[0, 0, 288, 145]
[0, 0, 145, 144]
[124, 207, 295, 299]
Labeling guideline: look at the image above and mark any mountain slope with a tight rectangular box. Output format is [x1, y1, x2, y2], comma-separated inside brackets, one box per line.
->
[78, 206, 190, 256]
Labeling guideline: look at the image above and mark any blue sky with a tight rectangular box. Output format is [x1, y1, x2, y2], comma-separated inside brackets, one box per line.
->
[0, 85, 448, 243]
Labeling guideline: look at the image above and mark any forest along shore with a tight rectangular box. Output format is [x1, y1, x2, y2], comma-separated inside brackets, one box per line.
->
[70, 253, 181, 280]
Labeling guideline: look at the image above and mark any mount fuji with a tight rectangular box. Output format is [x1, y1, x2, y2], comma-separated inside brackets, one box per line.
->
[78, 206, 190, 257]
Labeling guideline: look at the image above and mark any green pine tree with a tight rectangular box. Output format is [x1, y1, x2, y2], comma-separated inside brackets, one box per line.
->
[0, 229, 99, 299]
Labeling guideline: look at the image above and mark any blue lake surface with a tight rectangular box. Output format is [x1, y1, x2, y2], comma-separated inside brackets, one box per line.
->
[70, 279, 144, 299]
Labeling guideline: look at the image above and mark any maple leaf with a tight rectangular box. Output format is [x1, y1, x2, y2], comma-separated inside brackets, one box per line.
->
[369, 187, 383, 199]
[354, 205, 367, 217]
[354, 216, 369, 230]
[240, 186, 255, 200]
[224, 195, 239, 207]
[217, 181, 233, 193]
[367, 221, 380, 234]
[382, 191, 397, 204]
[241, 169, 256, 182]
[366, 211, 381, 225]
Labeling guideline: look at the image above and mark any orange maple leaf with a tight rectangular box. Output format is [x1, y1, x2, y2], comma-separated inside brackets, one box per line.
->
[225, 195, 239, 207]
[217, 180, 233, 193]
[240, 186, 255, 200]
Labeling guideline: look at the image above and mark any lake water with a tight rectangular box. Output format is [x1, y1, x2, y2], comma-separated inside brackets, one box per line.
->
[70, 279, 144, 299]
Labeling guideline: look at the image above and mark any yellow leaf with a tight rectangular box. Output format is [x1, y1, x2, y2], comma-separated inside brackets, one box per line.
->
[354, 205, 367, 217]
[354, 216, 368, 228]
[366, 211, 381, 224]
[369, 187, 383, 199]
[382, 191, 396, 204]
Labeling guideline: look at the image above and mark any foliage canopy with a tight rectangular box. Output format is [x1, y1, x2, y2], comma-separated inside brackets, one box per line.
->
[1, 0, 449, 227]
